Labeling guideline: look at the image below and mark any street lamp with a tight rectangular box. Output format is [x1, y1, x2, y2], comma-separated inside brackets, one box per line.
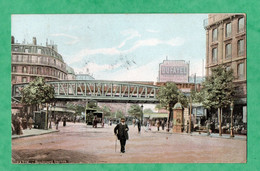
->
[230, 101, 234, 138]
[141, 104, 144, 125]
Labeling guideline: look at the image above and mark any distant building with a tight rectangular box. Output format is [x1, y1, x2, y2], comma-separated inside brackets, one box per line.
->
[66, 65, 76, 80]
[76, 74, 95, 80]
[158, 60, 189, 83]
[11, 36, 68, 84]
[204, 14, 247, 127]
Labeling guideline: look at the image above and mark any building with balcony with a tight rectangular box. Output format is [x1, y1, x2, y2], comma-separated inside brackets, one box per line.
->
[11, 36, 68, 84]
[204, 14, 247, 128]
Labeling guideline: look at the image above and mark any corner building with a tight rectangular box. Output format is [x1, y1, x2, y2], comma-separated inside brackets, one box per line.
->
[11, 37, 68, 84]
[204, 14, 247, 127]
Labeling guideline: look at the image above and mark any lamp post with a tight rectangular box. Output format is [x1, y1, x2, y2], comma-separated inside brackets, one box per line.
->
[141, 104, 144, 125]
[230, 101, 234, 138]
[189, 97, 192, 134]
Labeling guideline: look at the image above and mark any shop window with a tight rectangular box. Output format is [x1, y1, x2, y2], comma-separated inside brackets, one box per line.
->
[238, 39, 245, 56]
[212, 28, 218, 42]
[225, 43, 232, 59]
[238, 17, 245, 33]
[237, 63, 245, 80]
[226, 22, 232, 38]
[212, 48, 218, 63]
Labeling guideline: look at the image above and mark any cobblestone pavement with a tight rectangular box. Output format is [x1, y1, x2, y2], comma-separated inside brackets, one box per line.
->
[12, 122, 247, 163]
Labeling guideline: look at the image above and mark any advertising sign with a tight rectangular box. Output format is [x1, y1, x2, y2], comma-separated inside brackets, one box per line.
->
[159, 60, 189, 83]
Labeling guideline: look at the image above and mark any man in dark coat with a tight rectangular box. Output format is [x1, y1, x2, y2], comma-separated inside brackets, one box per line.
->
[114, 118, 129, 153]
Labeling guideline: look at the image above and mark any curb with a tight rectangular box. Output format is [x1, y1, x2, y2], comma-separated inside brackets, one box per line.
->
[12, 130, 60, 139]
[150, 130, 246, 141]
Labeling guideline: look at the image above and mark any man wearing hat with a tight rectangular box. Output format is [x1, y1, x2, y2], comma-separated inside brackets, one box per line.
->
[114, 118, 129, 153]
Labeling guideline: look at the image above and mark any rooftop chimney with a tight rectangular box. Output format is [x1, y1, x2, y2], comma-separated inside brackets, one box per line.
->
[11, 36, 15, 44]
[33, 37, 37, 45]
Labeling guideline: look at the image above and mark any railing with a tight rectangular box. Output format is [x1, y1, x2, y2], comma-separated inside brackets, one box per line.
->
[12, 80, 160, 103]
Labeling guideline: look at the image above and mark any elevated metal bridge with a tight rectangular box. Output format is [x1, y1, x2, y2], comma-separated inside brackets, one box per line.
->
[12, 80, 160, 103]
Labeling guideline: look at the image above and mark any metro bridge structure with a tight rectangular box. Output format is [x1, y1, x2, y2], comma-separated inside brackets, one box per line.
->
[12, 80, 160, 104]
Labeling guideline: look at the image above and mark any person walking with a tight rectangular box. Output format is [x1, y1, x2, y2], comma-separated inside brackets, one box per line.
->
[56, 117, 61, 130]
[137, 119, 141, 133]
[161, 119, 165, 130]
[114, 118, 129, 153]
[28, 117, 34, 130]
[156, 119, 160, 131]
[62, 116, 67, 127]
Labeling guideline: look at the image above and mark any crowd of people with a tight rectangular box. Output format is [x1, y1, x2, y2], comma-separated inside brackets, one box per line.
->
[11, 115, 34, 135]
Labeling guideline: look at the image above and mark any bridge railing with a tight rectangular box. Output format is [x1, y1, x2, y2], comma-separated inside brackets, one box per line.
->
[12, 80, 160, 103]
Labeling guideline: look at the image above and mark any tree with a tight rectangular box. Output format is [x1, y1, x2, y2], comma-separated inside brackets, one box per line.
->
[143, 108, 154, 114]
[128, 104, 143, 119]
[21, 77, 55, 110]
[114, 110, 124, 119]
[21, 77, 55, 129]
[157, 82, 188, 131]
[99, 105, 112, 118]
[201, 66, 235, 135]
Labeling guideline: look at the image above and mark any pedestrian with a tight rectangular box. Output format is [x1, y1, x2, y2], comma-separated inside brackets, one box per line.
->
[28, 117, 34, 130]
[56, 117, 61, 130]
[15, 117, 23, 135]
[62, 116, 67, 127]
[156, 119, 160, 131]
[137, 119, 141, 133]
[114, 118, 129, 153]
[22, 116, 27, 129]
[161, 120, 165, 130]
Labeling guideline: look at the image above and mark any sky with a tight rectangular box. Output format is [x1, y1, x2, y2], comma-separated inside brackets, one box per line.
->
[12, 14, 207, 82]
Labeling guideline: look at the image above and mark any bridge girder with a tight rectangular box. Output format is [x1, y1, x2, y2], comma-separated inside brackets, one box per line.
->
[12, 80, 160, 104]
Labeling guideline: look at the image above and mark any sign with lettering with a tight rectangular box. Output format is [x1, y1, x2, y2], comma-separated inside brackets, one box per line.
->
[159, 60, 189, 83]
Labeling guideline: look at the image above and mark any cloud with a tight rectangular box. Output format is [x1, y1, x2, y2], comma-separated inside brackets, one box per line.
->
[118, 29, 141, 48]
[50, 33, 80, 45]
[74, 62, 122, 74]
[146, 29, 159, 33]
[124, 37, 185, 53]
[68, 36, 185, 65]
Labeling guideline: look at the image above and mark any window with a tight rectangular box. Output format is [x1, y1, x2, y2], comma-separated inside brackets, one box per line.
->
[212, 48, 218, 63]
[31, 67, 37, 74]
[37, 48, 42, 54]
[226, 23, 232, 38]
[12, 76, 16, 82]
[12, 66, 16, 72]
[25, 49, 29, 53]
[238, 18, 245, 33]
[225, 43, 232, 59]
[226, 66, 231, 71]
[37, 67, 41, 75]
[22, 77, 27, 83]
[23, 55, 28, 62]
[237, 63, 245, 80]
[238, 39, 245, 56]
[212, 28, 218, 42]
[18, 55, 23, 62]
[22, 67, 27, 73]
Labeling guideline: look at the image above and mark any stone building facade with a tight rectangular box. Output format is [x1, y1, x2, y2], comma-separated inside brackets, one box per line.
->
[11, 36, 68, 84]
[204, 14, 247, 128]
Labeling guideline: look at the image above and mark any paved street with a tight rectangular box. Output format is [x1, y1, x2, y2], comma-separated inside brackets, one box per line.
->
[12, 122, 246, 163]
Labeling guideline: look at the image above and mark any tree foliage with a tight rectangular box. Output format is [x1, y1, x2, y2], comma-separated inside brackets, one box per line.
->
[99, 105, 112, 118]
[21, 77, 55, 106]
[114, 110, 124, 119]
[66, 103, 85, 116]
[143, 108, 154, 114]
[157, 82, 188, 109]
[128, 104, 143, 118]
[201, 66, 235, 109]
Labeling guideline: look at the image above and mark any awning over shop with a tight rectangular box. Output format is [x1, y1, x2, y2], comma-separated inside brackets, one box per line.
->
[144, 113, 168, 119]
[43, 107, 75, 114]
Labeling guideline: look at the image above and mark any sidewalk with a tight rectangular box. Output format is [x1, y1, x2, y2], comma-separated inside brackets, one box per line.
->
[12, 128, 59, 139]
[148, 126, 247, 141]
